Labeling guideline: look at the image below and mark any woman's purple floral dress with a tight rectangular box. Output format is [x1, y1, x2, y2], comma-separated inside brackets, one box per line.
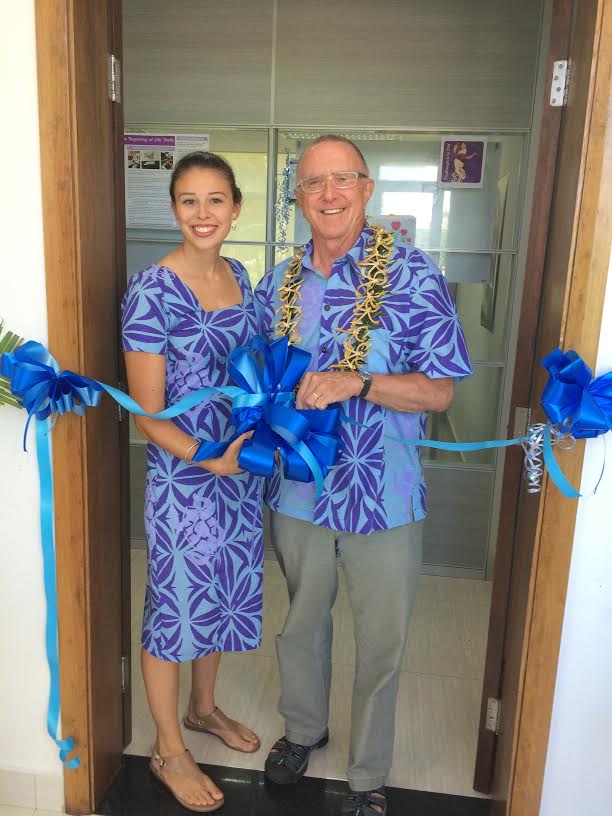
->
[122, 260, 263, 662]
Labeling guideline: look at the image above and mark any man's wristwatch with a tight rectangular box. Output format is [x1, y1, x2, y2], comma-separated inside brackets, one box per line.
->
[356, 369, 373, 399]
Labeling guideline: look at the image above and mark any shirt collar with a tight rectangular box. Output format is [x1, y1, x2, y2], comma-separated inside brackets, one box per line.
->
[300, 223, 373, 276]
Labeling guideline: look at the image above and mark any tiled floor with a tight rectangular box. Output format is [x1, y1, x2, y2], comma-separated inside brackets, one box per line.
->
[0, 809, 75, 816]
[127, 549, 492, 799]
[98, 755, 490, 816]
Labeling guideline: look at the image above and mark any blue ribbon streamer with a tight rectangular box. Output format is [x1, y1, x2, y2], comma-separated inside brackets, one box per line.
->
[2, 339, 612, 767]
[35, 419, 79, 768]
[345, 417, 584, 498]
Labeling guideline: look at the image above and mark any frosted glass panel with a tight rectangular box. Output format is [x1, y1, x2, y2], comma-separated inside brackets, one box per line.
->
[123, 0, 273, 124]
[275, 0, 542, 130]
[126, 237, 265, 289]
[427, 366, 504, 467]
[126, 237, 179, 278]
[221, 243, 266, 288]
[452, 257, 514, 364]
[423, 467, 494, 571]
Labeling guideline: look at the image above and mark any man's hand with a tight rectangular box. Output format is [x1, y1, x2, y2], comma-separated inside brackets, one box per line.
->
[296, 370, 362, 409]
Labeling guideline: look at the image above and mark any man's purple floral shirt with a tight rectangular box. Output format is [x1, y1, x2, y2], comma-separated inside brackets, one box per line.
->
[254, 225, 473, 535]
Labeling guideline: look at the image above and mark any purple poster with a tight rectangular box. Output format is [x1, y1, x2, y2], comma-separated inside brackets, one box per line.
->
[439, 138, 487, 188]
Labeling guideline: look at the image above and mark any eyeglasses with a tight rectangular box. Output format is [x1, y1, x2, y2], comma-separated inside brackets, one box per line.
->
[295, 171, 370, 194]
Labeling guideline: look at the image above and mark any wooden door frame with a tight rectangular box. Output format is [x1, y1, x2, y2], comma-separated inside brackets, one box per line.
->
[34, 0, 610, 813]
[36, 1, 96, 810]
[474, 0, 575, 788]
[35, 0, 127, 812]
[500, 1, 611, 813]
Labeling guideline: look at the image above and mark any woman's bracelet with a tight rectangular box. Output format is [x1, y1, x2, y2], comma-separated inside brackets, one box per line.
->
[184, 440, 199, 463]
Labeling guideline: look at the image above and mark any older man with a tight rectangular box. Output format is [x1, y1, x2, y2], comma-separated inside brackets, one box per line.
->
[254, 135, 472, 815]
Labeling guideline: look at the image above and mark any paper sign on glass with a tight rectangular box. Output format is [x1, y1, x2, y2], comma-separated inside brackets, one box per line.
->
[124, 133, 210, 228]
[438, 138, 487, 188]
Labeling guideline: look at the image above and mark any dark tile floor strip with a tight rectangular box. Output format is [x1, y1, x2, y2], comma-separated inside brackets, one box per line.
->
[97, 755, 491, 816]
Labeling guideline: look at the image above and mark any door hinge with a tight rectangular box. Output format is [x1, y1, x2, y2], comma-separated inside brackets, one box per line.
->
[116, 380, 127, 423]
[550, 59, 569, 107]
[512, 406, 531, 438]
[108, 53, 121, 103]
[121, 655, 130, 693]
[485, 697, 501, 734]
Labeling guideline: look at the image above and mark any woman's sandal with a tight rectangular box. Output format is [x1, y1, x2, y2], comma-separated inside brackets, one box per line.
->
[149, 746, 224, 813]
[183, 704, 261, 753]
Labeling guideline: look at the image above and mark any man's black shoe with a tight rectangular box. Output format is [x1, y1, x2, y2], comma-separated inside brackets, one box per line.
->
[264, 733, 329, 784]
[340, 787, 387, 815]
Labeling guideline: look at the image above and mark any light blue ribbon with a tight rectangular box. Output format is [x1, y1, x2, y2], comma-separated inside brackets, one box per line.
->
[386, 427, 583, 498]
[35, 419, 79, 768]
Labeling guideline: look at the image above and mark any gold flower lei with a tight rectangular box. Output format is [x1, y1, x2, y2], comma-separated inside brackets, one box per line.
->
[275, 225, 394, 371]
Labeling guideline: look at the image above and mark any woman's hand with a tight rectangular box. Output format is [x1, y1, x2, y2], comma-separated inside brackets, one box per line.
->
[199, 431, 254, 476]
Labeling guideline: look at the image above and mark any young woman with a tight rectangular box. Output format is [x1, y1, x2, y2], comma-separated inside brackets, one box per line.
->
[122, 152, 263, 812]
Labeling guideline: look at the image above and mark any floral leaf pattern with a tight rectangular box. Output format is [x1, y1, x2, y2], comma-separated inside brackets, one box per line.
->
[123, 260, 263, 662]
[254, 226, 472, 535]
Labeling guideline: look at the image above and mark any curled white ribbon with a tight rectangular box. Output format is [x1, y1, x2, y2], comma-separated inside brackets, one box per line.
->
[521, 423, 576, 493]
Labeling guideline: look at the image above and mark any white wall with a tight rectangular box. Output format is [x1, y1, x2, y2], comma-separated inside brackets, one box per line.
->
[540, 251, 612, 814]
[0, 0, 63, 786]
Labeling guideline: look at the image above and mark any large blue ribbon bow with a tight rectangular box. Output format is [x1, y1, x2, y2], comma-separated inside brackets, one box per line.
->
[541, 348, 612, 438]
[2, 340, 103, 449]
[193, 335, 342, 494]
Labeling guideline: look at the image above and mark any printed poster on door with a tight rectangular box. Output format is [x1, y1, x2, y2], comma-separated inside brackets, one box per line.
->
[124, 133, 210, 228]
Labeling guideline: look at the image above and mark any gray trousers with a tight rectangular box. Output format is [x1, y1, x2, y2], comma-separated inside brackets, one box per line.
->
[269, 511, 422, 791]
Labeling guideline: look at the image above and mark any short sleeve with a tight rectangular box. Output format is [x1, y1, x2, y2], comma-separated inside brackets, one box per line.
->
[121, 270, 168, 355]
[402, 252, 472, 379]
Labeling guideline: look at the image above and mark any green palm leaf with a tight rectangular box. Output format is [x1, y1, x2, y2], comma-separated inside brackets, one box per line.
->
[0, 319, 23, 409]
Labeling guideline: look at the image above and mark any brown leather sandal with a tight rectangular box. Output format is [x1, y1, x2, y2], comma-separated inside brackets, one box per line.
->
[149, 746, 224, 813]
[183, 705, 261, 753]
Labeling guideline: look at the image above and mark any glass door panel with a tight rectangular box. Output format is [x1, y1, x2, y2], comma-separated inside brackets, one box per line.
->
[275, 130, 524, 252]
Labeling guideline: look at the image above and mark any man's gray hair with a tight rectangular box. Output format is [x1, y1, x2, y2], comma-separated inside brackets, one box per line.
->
[297, 135, 369, 175]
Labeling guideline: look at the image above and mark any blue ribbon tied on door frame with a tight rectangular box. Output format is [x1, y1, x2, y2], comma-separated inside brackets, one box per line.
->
[541, 348, 612, 438]
[343, 347, 612, 500]
[527, 348, 612, 498]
